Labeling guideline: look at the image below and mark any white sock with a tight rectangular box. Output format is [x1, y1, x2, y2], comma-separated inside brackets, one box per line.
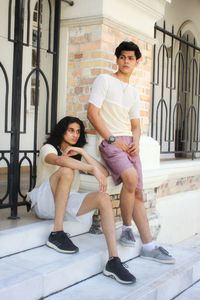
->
[122, 225, 132, 231]
[142, 241, 156, 251]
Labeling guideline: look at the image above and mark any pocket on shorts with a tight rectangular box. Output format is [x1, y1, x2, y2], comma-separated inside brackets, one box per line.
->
[99, 140, 121, 159]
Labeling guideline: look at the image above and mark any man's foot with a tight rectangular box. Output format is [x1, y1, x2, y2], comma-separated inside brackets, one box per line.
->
[119, 228, 136, 247]
[103, 257, 136, 284]
[140, 246, 175, 264]
[46, 231, 79, 254]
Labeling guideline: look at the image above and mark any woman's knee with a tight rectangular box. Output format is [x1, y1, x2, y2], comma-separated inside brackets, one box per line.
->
[96, 192, 111, 210]
[58, 167, 74, 181]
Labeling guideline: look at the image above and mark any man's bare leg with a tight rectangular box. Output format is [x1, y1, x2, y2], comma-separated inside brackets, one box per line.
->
[120, 168, 138, 226]
[50, 167, 74, 231]
[132, 190, 152, 243]
[119, 168, 152, 246]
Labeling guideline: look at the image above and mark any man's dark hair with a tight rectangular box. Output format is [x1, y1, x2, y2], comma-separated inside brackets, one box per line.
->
[45, 116, 87, 156]
[115, 41, 142, 59]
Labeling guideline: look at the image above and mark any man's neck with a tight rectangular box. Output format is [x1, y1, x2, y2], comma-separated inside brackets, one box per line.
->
[114, 71, 131, 83]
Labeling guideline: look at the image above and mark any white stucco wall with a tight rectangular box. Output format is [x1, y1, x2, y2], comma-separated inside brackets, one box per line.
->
[162, 0, 200, 43]
[157, 189, 200, 244]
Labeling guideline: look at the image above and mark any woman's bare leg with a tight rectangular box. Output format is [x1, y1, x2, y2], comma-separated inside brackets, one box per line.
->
[77, 192, 118, 257]
[50, 167, 74, 231]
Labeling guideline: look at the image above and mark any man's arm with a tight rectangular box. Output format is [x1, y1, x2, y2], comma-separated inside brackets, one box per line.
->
[87, 103, 111, 140]
[87, 103, 129, 152]
[128, 118, 141, 156]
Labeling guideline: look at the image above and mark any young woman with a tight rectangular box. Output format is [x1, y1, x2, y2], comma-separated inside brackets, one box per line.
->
[27, 116, 136, 284]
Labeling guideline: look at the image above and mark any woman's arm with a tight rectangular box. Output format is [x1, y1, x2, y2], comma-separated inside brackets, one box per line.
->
[45, 152, 94, 174]
[45, 152, 107, 192]
[63, 147, 109, 177]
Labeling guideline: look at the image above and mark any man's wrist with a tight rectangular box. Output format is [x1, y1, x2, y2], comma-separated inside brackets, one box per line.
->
[107, 135, 116, 144]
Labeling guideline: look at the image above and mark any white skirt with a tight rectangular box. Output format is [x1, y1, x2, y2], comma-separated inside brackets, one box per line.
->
[27, 179, 94, 224]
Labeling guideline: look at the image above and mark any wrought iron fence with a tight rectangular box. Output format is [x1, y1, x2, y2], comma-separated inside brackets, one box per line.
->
[0, 0, 63, 218]
[151, 21, 200, 159]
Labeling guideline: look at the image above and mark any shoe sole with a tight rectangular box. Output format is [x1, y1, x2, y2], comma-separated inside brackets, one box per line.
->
[103, 269, 136, 284]
[46, 241, 79, 254]
[140, 255, 175, 264]
[119, 240, 135, 247]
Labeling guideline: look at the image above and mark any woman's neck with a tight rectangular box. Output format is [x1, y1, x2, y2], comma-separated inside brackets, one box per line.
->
[59, 142, 69, 152]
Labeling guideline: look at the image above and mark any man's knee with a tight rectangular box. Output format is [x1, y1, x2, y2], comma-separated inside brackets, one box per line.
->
[135, 189, 143, 202]
[121, 169, 138, 193]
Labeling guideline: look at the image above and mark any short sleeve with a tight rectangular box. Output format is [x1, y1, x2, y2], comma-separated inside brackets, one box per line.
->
[129, 90, 141, 119]
[39, 144, 57, 164]
[88, 74, 108, 108]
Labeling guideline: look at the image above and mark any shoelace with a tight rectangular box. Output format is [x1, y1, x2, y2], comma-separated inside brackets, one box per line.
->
[65, 232, 71, 237]
[109, 257, 129, 269]
[126, 230, 136, 242]
[122, 262, 129, 269]
[158, 246, 171, 257]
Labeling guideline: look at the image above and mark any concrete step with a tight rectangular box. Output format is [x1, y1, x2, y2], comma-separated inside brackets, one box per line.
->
[45, 234, 200, 300]
[0, 228, 141, 300]
[174, 280, 200, 300]
[0, 219, 92, 258]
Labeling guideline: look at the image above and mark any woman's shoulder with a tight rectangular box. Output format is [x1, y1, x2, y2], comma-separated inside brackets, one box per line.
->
[40, 143, 58, 155]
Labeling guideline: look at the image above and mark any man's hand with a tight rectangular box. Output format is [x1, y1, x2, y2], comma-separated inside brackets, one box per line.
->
[93, 166, 107, 193]
[109, 139, 139, 156]
[127, 143, 139, 156]
[113, 140, 129, 152]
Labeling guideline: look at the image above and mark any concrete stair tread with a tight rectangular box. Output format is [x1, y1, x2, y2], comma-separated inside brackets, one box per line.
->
[0, 219, 92, 258]
[0, 229, 141, 300]
[1, 233, 200, 300]
[45, 235, 200, 300]
[174, 280, 200, 299]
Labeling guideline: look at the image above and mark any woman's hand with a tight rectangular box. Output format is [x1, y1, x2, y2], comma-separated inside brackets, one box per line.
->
[62, 146, 84, 157]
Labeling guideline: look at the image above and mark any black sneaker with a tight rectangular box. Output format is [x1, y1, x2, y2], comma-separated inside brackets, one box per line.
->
[103, 257, 136, 284]
[46, 231, 79, 254]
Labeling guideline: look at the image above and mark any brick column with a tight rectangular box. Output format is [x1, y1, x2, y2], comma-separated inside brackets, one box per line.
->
[66, 22, 153, 135]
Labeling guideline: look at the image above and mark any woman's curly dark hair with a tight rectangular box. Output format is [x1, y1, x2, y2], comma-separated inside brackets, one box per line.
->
[45, 116, 87, 155]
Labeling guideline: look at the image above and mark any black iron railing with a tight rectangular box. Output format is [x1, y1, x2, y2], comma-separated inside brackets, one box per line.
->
[151, 21, 200, 159]
[0, 0, 65, 218]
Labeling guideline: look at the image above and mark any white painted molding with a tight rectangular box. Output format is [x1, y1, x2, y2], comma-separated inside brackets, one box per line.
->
[125, 0, 167, 19]
[61, 0, 170, 40]
[61, 16, 155, 44]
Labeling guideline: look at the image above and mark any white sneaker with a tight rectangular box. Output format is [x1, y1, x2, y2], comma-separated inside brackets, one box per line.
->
[140, 246, 175, 264]
[119, 228, 136, 247]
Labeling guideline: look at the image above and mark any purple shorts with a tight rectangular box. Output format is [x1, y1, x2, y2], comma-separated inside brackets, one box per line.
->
[99, 136, 143, 190]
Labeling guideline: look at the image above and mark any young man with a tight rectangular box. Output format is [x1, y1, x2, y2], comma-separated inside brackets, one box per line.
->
[87, 41, 175, 264]
[27, 116, 136, 284]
